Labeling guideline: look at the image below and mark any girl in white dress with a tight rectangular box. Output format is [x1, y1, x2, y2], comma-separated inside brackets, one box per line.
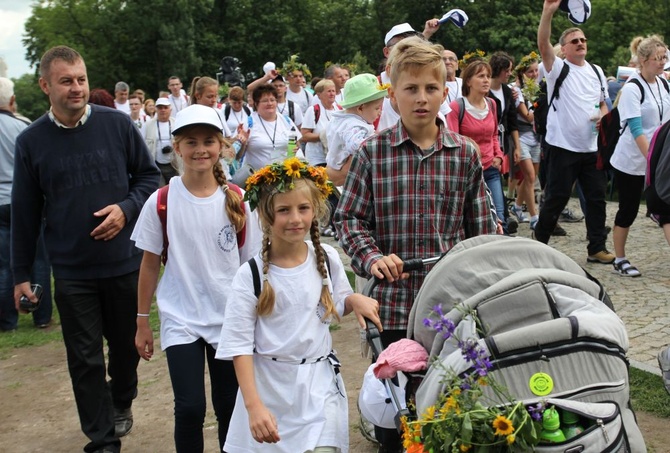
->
[217, 158, 381, 452]
[132, 104, 262, 452]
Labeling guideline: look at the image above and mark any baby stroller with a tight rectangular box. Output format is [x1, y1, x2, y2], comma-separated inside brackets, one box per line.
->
[359, 235, 646, 452]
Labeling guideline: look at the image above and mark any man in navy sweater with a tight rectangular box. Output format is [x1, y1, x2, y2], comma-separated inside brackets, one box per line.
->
[11, 46, 159, 453]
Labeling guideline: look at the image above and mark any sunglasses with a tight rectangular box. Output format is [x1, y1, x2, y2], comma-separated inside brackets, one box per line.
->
[568, 37, 588, 45]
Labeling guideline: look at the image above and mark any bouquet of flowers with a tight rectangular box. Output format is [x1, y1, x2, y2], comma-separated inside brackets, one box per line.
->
[520, 76, 542, 105]
[401, 305, 545, 452]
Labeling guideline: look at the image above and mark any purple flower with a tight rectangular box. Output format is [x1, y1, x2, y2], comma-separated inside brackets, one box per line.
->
[527, 402, 545, 422]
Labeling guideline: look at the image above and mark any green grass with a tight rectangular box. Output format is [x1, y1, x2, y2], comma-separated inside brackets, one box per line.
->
[630, 367, 670, 418]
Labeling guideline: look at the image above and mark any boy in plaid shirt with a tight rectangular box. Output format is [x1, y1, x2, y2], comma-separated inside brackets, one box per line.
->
[334, 34, 496, 453]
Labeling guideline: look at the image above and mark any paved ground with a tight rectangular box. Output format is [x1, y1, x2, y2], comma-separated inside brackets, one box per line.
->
[325, 198, 670, 374]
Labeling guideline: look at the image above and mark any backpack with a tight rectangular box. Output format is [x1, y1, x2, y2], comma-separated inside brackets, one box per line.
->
[645, 119, 670, 215]
[532, 62, 603, 136]
[247, 250, 331, 297]
[224, 103, 251, 121]
[408, 235, 646, 452]
[156, 183, 246, 264]
[598, 77, 670, 170]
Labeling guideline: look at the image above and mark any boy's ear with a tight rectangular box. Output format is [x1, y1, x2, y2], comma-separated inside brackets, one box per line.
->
[442, 85, 449, 104]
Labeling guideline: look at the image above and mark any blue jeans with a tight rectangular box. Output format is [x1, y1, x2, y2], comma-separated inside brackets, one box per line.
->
[0, 204, 52, 330]
[165, 339, 238, 453]
[483, 167, 506, 228]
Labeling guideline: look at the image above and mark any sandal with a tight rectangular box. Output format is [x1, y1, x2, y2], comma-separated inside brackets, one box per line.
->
[612, 259, 641, 277]
[658, 346, 670, 396]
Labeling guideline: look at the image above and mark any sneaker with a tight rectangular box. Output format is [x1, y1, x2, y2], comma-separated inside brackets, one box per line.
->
[650, 213, 661, 226]
[587, 249, 615, 264]
[551, 224, 567, 236]
[530, 218, 538, 231]
[114, 407, 133, 437]
[612, 259, 641, 277]
[506, 217, 518, 235]
[510, 205, 529, 223]
[560, 208, 584, 223]
[658, 346, 670, 396]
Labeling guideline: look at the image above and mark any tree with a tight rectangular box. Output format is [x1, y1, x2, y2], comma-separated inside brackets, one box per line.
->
[12, 73, 50, 122]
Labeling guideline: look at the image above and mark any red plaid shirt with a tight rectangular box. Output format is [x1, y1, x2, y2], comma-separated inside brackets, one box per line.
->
[334, 120, 496, 330]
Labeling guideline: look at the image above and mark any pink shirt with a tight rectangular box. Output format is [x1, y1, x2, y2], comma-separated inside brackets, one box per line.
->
[447, 99, 503, 170]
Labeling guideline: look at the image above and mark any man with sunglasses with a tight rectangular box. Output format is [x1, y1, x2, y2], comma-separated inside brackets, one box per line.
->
[534, 0, 614, 264]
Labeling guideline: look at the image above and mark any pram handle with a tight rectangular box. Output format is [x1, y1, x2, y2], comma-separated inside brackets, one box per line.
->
[364, 254, 443, 361]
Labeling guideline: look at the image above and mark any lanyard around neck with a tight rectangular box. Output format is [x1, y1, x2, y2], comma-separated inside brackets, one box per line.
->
[157, 121, 172, 142]
[642, 76, 664, 124]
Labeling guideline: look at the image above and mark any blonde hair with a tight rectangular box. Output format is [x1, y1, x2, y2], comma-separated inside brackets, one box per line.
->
[254, 179, 337, 320]
[314, 79, 335, 94]
[387, 36, 447, 86]
[173, 130, 245, 234]
[630, 35, 667, 65]
[189, 76, 218, 105]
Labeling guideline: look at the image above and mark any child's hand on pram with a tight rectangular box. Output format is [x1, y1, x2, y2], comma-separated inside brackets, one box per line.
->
[370, 254, 410, 282]
[247, 402, 280, 444]
[345, 293, 382, 331]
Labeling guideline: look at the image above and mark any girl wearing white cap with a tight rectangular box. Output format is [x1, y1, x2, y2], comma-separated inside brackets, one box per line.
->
[131, 104, 262, 452]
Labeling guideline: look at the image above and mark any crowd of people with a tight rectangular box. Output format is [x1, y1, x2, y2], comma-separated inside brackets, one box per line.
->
[3, 0, 670, 451]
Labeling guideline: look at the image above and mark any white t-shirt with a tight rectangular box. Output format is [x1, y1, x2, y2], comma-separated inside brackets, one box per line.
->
[445, 77, 463, 104]
[302, 104, 336, 165]
[217, 243, 352, 453]
[168, 93, 189, 117]
[115, 100, 130, 115]
[243, 112, 303, 170]
[286, 87, 314, 114]
[611, 74, 670, 175]
[277, 100, 304, 128]
[224, 105, 251, 136]
[544, 58, 608, 152]
[376, 72, 399, 132]
[326, 111, 375, 170]
[130, 177, 262, 350]
[212, 107, 233, 137]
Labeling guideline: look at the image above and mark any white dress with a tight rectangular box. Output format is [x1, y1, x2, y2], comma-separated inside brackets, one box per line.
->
[217, 243, 353, 452]
[130, 177, 262, 349]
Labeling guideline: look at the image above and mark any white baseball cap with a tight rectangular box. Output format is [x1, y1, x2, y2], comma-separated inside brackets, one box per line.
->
[155, 97, 171, 107]
[172, 104, 223, 136]
[384, 23, 418, 46]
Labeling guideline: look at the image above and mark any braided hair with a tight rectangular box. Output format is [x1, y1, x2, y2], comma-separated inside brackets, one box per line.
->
[255, 179, 337, 320]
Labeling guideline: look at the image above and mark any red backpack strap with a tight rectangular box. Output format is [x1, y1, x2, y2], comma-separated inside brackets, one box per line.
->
[156, 185, 170, 264]
[227, 183, 247, 248]
[314, 103, 321, 125]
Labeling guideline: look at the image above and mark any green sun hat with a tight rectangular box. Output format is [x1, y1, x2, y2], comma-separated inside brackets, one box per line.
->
[339, 74, 389, 109]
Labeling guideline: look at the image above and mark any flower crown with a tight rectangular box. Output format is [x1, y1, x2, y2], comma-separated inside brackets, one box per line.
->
[244, 158, 333, 211]
[280, 54, 312, 79]
[459, 49, 488, 70]
[515, 51, 540, 73]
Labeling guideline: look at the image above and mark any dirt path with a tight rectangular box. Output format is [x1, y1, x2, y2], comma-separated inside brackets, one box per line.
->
[1, 314, 669, 452]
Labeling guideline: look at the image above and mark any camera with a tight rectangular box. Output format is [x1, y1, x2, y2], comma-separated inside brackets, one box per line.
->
[161, 145, 173, 154]
[19, 283, 43, 313]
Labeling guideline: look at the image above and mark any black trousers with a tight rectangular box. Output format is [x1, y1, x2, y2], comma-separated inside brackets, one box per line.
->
[54, 271, 140, 453]
[534, 145, 608, 255]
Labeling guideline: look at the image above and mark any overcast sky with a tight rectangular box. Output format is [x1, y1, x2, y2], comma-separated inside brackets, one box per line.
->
[0, 1, 33, 78]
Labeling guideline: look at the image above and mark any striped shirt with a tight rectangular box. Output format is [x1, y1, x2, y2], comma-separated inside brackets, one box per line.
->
[334, 120, 496, 330]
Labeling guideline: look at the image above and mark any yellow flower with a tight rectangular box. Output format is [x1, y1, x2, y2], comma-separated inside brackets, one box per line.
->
[506, 434, 516, 445]
[492, 415, 515, 437]
[459, 443, 471, 452]
[284, 157, 304, 177]
[440, 396, 460, 415]
[379, 83, 391, 91]
[422, 405, 436, 421]
[400, 416, 422, 450]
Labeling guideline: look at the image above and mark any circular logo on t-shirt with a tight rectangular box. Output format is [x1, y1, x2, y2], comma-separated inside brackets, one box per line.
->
[217, 225, 236, 252]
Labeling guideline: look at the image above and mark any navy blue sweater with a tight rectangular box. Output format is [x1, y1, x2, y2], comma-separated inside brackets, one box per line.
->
[11, 105, 160, 281]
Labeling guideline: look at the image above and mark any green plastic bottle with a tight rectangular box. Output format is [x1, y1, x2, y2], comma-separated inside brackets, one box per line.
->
[540, 406, 566, 443]
[562, 410, 585, 439]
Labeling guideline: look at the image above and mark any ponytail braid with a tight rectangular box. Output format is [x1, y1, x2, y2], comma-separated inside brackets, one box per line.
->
[310, 220, 339, 322]
[256, 233, 276, 316]
[213, 159, 246, 234]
